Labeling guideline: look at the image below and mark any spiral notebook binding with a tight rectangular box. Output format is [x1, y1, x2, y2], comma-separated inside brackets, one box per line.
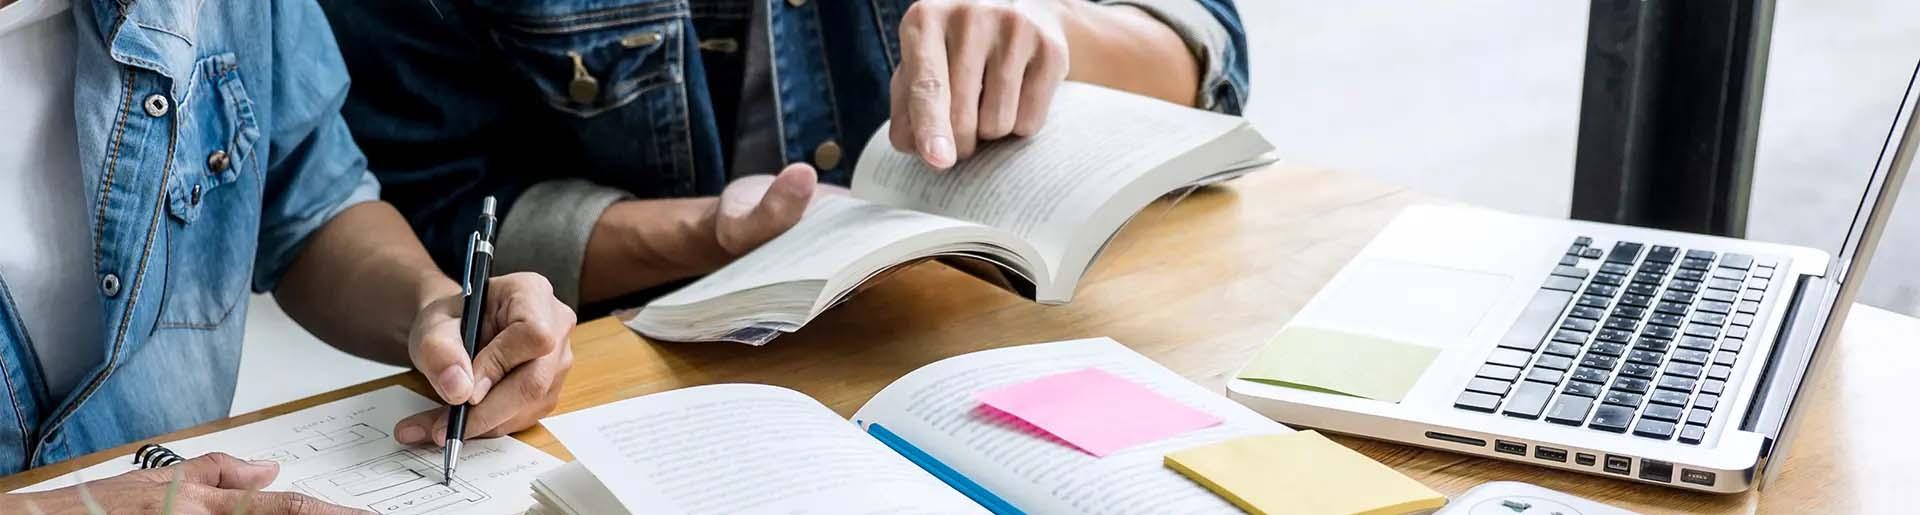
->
[134, 443, 184, 469]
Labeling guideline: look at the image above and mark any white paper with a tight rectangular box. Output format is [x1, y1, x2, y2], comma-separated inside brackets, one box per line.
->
[850, 338, 1292, 514]
[540, 383, 987, 515]
[14, 386, 560, 515]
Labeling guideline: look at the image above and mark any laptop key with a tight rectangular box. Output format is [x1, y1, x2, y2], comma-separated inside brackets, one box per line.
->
[1721, 253, 1755, 270]
[1627, 283, 1660, 297]
[1612, 376, 1651, 394]
[1698, 300, 1734, 314]
[1690, 312, 1728, 326]
[1685, 249, 1717, 261]
[1613, 305, 1647, 319]
[1633, 337, 1671, 352]
[1596, 328, 1633, 343]
[1599, 262, 1632, 275]
[1544, 342, 1582, 357]
[1638, 262, 1672, 276]
[1575, 236, 1594, 246]
[1712, 267, 1747, 281]
[1632, 272, 1665, 285]
[1666, 362, 1704, 379]
[1580, 354, 1619, 370]
[1544, 275, 1583, 292]
[1552, 265, 1590, 278]
[1643, 403, 1684, 422]
[1650, 389, 1690, 406]
[1661, 290, 1696, 304]
[1707, 278, 1743, 291]
[1647, 245, 1680, 264]
[1668, 280, 1702, 293]
[1654, 301, 1690, 315]
[1602, 390, 1644, 407]
[1676, 268, 1707, 281]
[1551, 329, 1590, 345]
[1687, 408, 1713, 425]
[1569, 306, 1606, 320]
[1466, 377, 1512, 396]
[1657, 375, 1697, 392]
[1699, 379, 1726, 396]
[1535, 354, 1574, 371]
[1678, 336, 1716, 352]
[1730, 313, 1757, 327]
[1714, 350, 1738, 366]
[1487, 348, 1532, 368]
[1707, 365, 1733, 380]
[1582, 247, 1604, 259]
[1634, 418, 1677, 440]
[1701, 289, 1738, 303]
[1748, 278, 1770, 290]
[1742, 289, 1764, 302]
[1672, 349, 1710, 365]
[1560, 255, 1579, 266]
[1620, 294, 1653, 308]
[1641, 325, 1678, 340]
[1592, 274, 1625, 287]
[1564, 380, 1603, 397]
[1736, 300, 1761, 314]
[1455, 391, 1502, 413]
[1620, 362, 1659, 379]
[1606, 242, 1645, 264]
[1721, 338, 1744, 352]
[1683, 324, 1720, 339]
[1561, 318, 1597, 332]
[1694, 394, 1720, 411]
[1478, 364, 1523, 381]
[1626, 350, 1665, 366]
[1502, 382, 1553, 419]
[1585, 284, 1620, 297]
[1681, 257, 1714, 271]
[1572, 367, 1611, 383]
[1546, 395, 1595, 425]
[1590, 404, 1635, 432]
[1648, 312, 1685, 327]
[1495, 289, 1575, 352]
[1603, 317, 1638, 331]
[1526, 368, 1565, 384]
[1679, 424, 1707, 444]
[1590, 341, 1627, 357]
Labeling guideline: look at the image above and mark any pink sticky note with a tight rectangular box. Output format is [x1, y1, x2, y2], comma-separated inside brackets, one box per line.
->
[976, 368, 1223, 456]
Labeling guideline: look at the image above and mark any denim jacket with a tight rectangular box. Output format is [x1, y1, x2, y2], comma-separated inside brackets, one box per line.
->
[0, 0, 378, 473]
[321, 0, 1249, 309]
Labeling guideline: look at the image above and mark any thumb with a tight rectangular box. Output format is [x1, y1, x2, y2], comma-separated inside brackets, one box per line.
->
[717, 163, 816, 254]
[410, 298, 475, 406]
[162, 453, 281, 490]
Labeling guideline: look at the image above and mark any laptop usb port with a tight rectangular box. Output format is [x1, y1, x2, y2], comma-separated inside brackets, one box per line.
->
[1534, 446, 1567, 462]
[1604, 454, 1632, 475]
[1494, 440, 1527, 456]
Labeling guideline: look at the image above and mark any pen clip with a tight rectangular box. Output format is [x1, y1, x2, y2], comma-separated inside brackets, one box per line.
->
[461, 230, 479, 297]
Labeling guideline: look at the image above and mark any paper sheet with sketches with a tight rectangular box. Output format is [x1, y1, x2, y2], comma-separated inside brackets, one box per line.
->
[13, 385, 560, 515]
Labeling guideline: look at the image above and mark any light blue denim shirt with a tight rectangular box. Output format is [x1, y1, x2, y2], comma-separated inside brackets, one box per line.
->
[0, 0, 378, 473]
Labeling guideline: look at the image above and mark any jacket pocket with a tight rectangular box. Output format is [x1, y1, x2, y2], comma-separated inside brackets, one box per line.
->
[488, 0, 689, 118]
[158, 53, 263, 330]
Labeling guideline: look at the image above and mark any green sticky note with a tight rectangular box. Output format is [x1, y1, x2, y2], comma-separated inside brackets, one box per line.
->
[1239, 327, 1440, 403]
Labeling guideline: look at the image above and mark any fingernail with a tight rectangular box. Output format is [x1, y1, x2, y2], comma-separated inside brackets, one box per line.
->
[924, 136, 955, 167]
[471, 377, 493, 404]
[396, 425, 426, 444]
[246, 459, 279, 469]
[437, 365, 470, 401]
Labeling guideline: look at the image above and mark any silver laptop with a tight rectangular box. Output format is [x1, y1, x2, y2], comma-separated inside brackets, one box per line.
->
[1229, 63, 1919, 493]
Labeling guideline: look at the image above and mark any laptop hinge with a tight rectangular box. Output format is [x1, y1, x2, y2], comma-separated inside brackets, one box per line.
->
[1739, 274, 1837, 487]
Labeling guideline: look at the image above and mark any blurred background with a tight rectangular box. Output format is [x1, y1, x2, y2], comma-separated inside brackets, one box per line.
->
[231, 0, 1920, 414]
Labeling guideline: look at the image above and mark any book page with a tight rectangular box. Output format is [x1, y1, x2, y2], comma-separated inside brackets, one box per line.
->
[849, 338, 1291, 515]
[643, 195, 995, 309]
[14, 386, 561, 515]
[540, 384, 987, 515]
[851, 83, 1250, 276]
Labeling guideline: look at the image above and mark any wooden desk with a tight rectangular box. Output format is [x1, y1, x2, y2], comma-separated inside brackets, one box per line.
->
[4, 167, 1910, 514]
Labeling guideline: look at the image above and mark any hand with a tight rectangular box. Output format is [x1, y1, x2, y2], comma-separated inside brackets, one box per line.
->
[890, 0, 1071, 169]
[2, 453, 371, 514]
[711, 163, 852, 255]
[395, 272, 576, 446]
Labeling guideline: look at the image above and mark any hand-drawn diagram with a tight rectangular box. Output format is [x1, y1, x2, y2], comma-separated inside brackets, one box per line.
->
[294, 450, 489, 515]
[245, 423, 388, 465]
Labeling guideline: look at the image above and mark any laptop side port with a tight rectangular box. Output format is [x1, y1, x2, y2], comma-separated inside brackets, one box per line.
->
[1534, 446, 1568, 462]
[1423, 431, 1487, 447]
[1604, 454, 1632, 475]
[1639, 459, 1674, 483]
[1494, 440, 1527, 456]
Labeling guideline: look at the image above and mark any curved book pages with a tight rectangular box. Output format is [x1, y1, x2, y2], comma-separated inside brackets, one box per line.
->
[622, 83, 1276, 344]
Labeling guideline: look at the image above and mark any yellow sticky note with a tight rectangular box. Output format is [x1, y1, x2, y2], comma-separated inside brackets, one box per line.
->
[1165, 431, 1445, 515]
[1239, 327, 1439, 403]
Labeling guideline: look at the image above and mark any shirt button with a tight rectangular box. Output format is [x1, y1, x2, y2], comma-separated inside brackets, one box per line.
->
[190, 184, 204, 206]
[207, 149, 231, 173]
[786, 0, 805, 7]
[101, 273, 121, 297]
[813, 140, 843, 170]
[142, 94, 170, 117]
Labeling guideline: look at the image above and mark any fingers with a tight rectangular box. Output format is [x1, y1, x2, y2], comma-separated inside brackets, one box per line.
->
[438, 346, 572, 443]
[210, 490, 375, 515]
[978, 19, 1034, 141]
[899, 3, 956, 168]
[944, 8, 991, 159]
[1015, 38, 1068, 137]
[393, 408, 442, 446]
[716, 164, 816, 255]
[409, 296, 474, 406]
[470, 274, 573, 404]
[160, 453, 280, 490]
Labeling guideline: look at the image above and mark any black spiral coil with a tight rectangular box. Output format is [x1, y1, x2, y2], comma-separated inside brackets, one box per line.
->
[133, 443, 184, 469]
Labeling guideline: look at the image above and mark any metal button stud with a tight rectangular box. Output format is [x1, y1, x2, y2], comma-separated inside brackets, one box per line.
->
[101, 273, 121, 297]
[143, 94, 170, 117]
[813, 140, 843, 170]
[190, 184, 204, 206]
[786, 0, 805, 6]
[567, 52, 600, 104]
[207, 150, 230, 173]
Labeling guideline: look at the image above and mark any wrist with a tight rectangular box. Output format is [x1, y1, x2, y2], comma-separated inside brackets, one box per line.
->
[412, 267, 462, 313]
[580, 197, 730, 303]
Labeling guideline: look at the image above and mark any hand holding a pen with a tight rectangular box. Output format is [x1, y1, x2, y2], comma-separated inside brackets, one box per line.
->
[392, 271, 576, 447]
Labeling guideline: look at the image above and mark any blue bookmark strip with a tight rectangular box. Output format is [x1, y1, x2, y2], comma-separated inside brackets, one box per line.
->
[866, 423, 1025, 515]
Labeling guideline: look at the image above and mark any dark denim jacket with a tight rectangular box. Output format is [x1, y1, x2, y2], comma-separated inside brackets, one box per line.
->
[320, 0, 1248, 304]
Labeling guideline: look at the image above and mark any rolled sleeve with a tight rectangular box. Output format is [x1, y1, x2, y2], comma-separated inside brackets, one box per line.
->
[1098, 0, 1250, 114]
[493, 179, 634, 308]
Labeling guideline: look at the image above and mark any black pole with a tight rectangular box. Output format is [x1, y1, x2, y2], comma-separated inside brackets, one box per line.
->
[1572, 0, 1775, 237]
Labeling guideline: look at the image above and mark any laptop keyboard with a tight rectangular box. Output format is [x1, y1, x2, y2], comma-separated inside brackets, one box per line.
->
[1454, 237, 1776, 445]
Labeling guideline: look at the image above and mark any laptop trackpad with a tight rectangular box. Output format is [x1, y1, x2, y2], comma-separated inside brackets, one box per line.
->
[1300, 259, 1511, 348]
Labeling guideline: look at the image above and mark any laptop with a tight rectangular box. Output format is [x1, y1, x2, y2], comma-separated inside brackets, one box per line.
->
[1228, 63, 1919, 493]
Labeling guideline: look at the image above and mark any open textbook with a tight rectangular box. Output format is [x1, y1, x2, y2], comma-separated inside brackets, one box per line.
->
[15, 386, 560, 515]
[533, 338, 1292, 515]
[623, 83, 1277, 343]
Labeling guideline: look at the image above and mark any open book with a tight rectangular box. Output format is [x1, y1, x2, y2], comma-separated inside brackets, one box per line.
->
[623, 83, 1276, 343]
[533, 338, 1291, 515]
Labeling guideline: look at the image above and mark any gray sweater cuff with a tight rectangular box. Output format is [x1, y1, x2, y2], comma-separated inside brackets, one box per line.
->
[1100, 0, 1234, 110]
[495, 179, 633, 308]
